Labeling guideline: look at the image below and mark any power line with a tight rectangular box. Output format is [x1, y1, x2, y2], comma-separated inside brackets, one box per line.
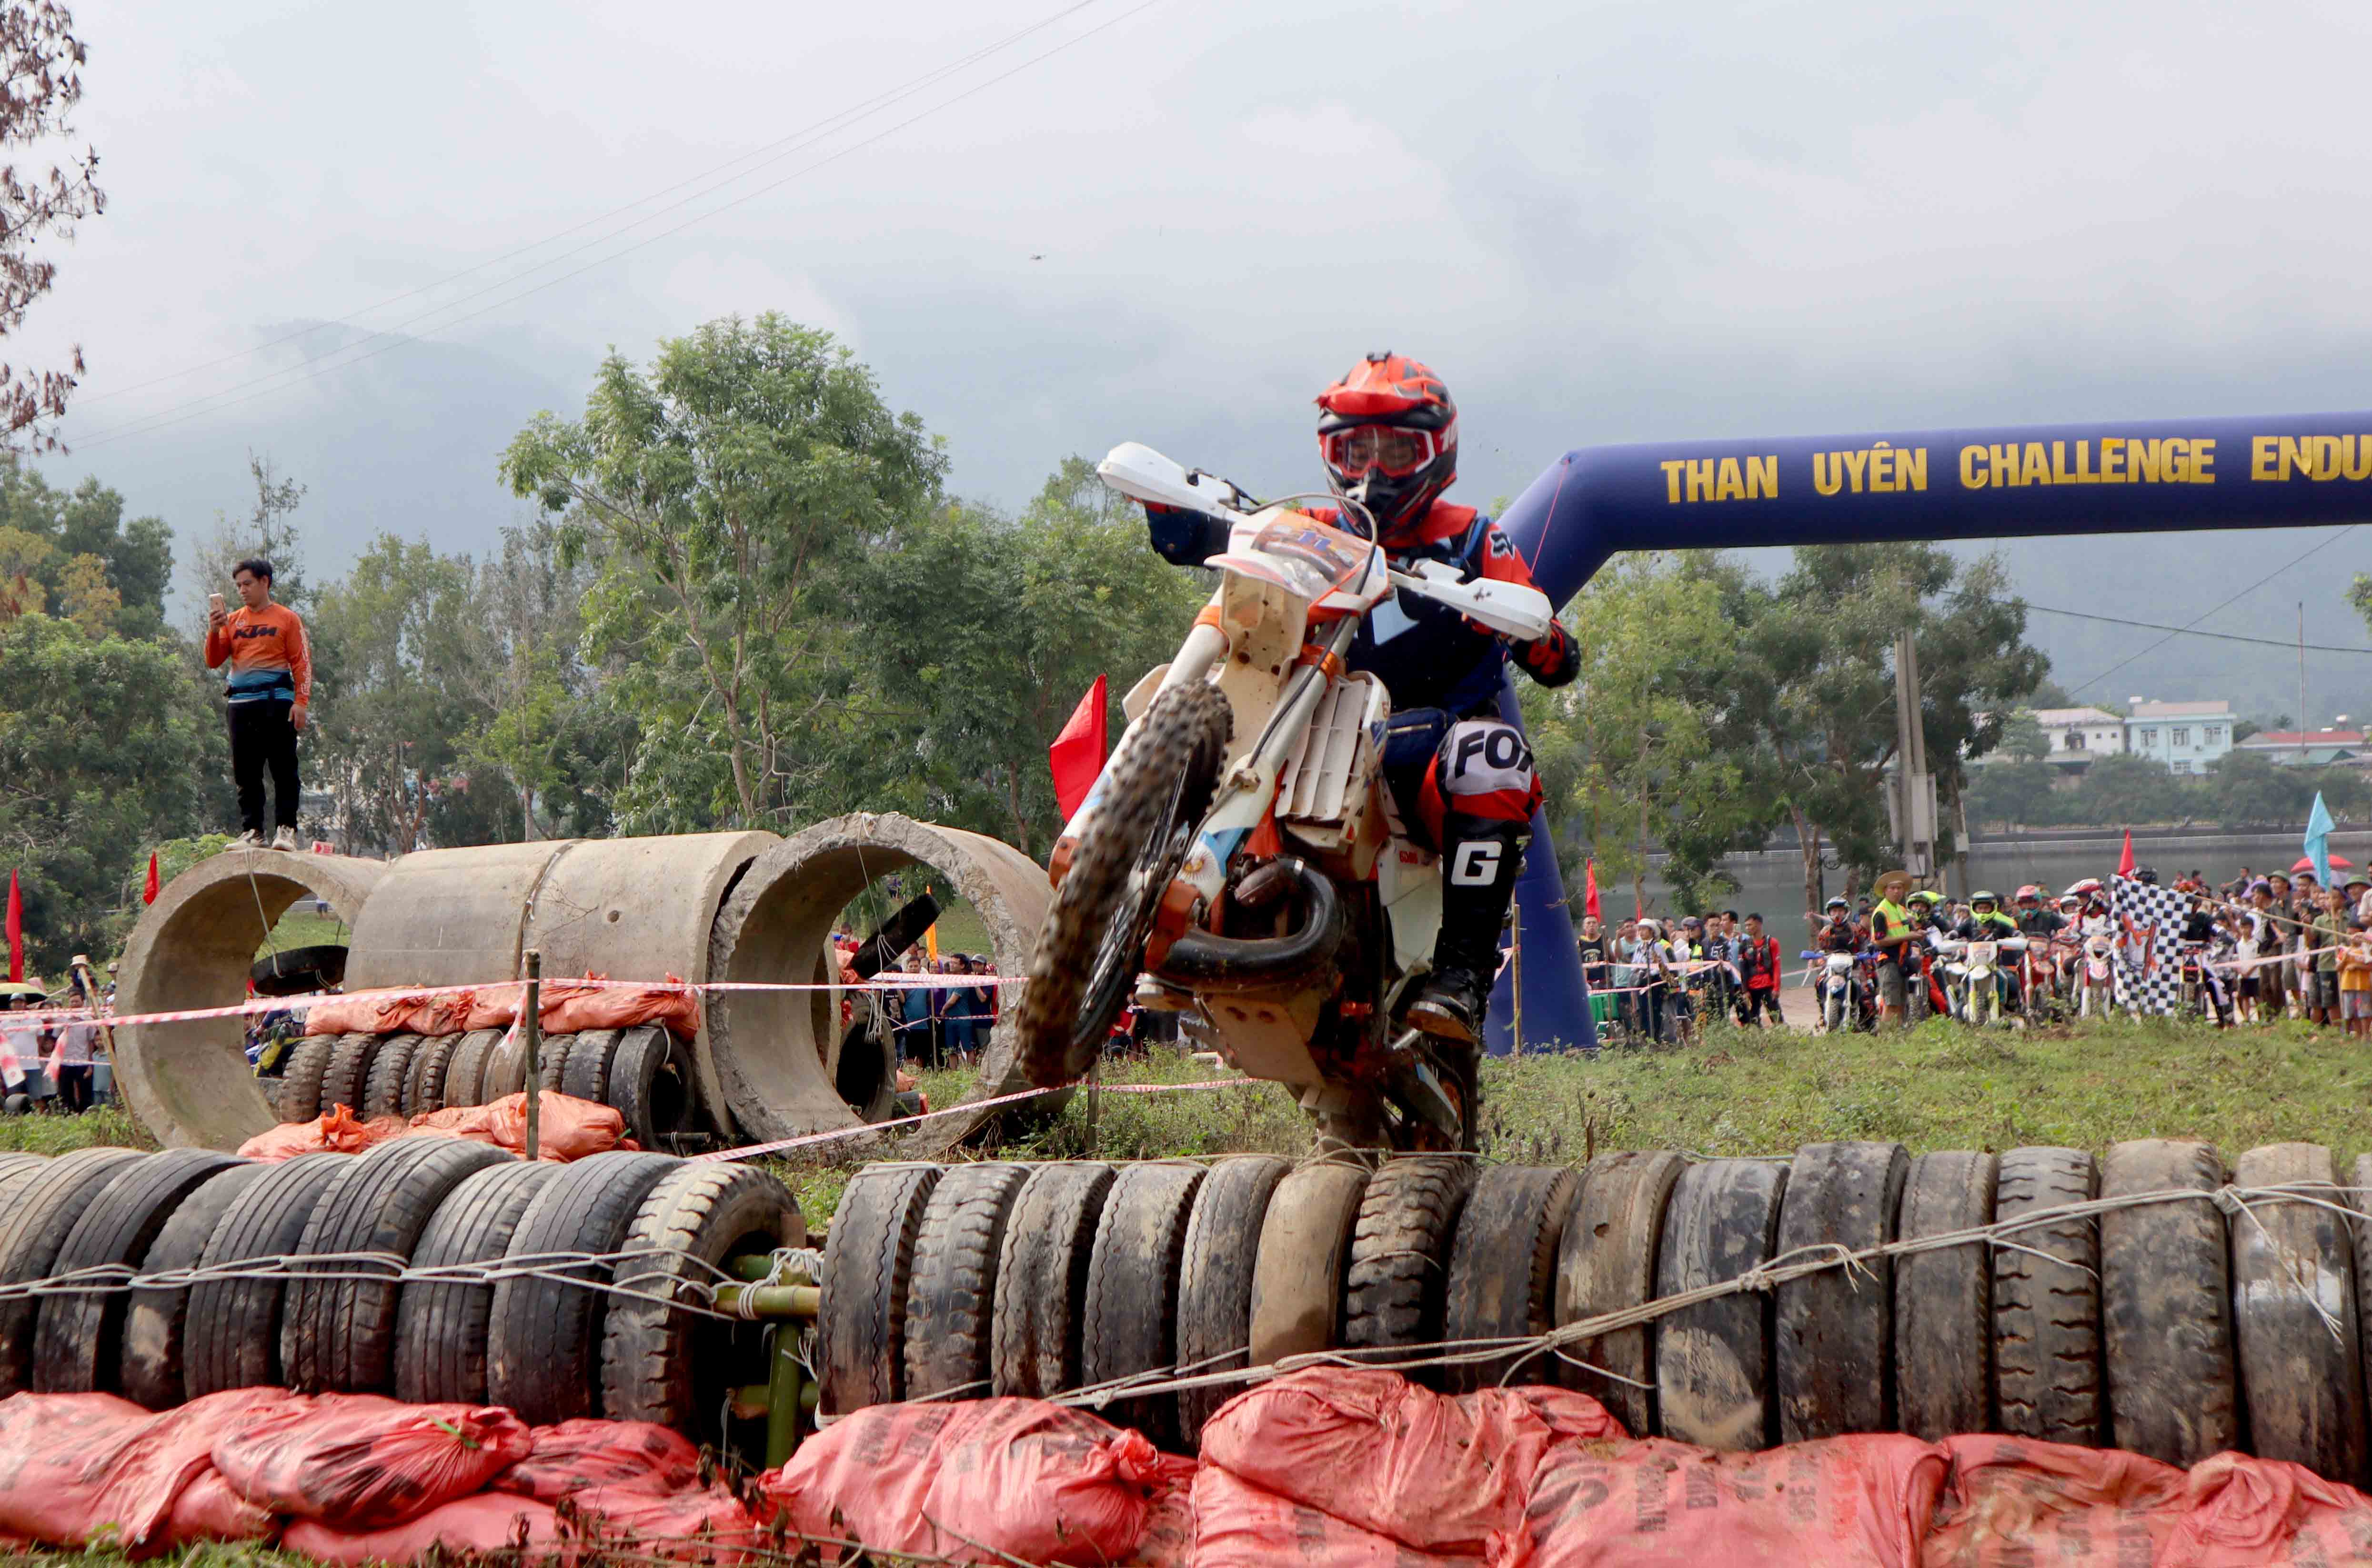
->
[2024, 602, 2372, 655]
[67, 0, 1154, 448]
[2066, 525, 2359, 694]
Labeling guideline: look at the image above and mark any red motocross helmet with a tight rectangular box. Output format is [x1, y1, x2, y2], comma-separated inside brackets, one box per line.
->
[1316, 352, 1457, 544]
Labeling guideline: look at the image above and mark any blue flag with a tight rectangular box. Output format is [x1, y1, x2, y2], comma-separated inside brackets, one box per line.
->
[2306, 791, 2336, 889]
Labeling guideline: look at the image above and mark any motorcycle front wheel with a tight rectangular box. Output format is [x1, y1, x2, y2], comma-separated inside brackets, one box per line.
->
[1013, 681, 1232, 1086]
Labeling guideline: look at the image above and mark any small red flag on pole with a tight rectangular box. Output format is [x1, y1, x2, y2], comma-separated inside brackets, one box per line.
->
[1583, 857, 1601, 922]
[1048, 675, 1110, 822]
[5, 871, 20, 984]
[142, 852, 161, 906]
[2117, 830, 2136, 878]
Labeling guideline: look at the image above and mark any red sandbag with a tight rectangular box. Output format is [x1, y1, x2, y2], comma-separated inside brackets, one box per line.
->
[543, 973, 702, 1038]
[282, 1493, 563, 1566]
[1199, 1367, 1624, 1555]
[236, 1103, 385, 1160]
[465, 983, 525, 1030]
[761, 1397, 1165, 1565]
[1923, 1434, 2188, 1566]
[399, 1091, 628, 1162]
[0, 1387, 295, 1549]
[1191, 1464, 1480, 1568]
[161, 1467, 279, 1550]
[494, 1418, 702, 1501]
[2162, 1449, 2372, 1567]
[563, 1484, 765, 1564]
[1120, 1457, 1199, 1568]
[1505, 1433, 1949, 1568]
[304, 990, 472, 1038]
[212, 1393, 533, 1529]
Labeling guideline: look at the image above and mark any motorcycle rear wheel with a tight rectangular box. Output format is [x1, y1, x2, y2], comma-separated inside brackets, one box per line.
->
[1014, 681, 1231, 1086]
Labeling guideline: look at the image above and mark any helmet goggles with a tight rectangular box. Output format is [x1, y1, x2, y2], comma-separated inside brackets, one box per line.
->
[1320, 423, 1448, 481]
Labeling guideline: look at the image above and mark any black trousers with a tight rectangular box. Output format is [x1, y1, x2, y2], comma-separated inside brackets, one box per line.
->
[227, 699, 300, 833]
[52, 1065, 92, 1114]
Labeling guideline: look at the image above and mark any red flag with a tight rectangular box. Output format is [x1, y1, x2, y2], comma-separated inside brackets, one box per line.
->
[1049, 675, 1110, 822]
[1583, 857, 1601, 922]
[2117, 830, 2136, 878]
[142, 852, 161, 906]
[5, 871, 19, 984]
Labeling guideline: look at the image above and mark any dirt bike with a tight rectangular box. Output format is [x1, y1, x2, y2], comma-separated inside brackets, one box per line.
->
[1808, 950, 1874, 1034]
[1935, 933, 2027, 1026]
[2077, 934, 2118, 1018]
[1013, 445, 1555, 1150]
[2177, 942, 2234, 1026]
[2015, 938, 2063, 1023]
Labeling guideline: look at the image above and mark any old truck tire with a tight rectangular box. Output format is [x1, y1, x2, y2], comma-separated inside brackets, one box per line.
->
[283, 1138, 516, 1394]
[277, 1037, 333, 1122]
[1556, 1149, 1685, 1437]
[0, 1146, 150, 1394]
[360, 1034, 423, 1121]
[393, 1160, 561, 1405]
[319, 1033, 380, 1117]
[904, 1162, 1030, 1402]
[561, 1028, 623, 1106]
[535, 1034, 579, 1095]
[1893, 1150, 1997, 1441]
[1656, 1157, 1789, 1451]
[120, 1162, 269, 1408]
[1444, 1164, 1579, 1394]
[991, 1161, 1115, 1399]
[480, 1030, 529, 1100]
[32, 1149, 240, 1394]
[602, 1162, 805, 1445]
[2231, 1143, 2365, 1483]
[1344, 1156, 1477, 1384]
[443, 1029, 503, 1109]
[607, 1026, 696, 1149]
[1175, 1155, 1292, 1442]
[487, 1149, 680, 1425]
[1993, 1146, 2103, 1446]
[1775, 1141, 1909, 1443]
[1082, 1160, 1206, 1450]
[2348, 1155, 2372, 1467]
[1248, 1159, 1372, 1369]
[404, 1033, 463, 1116]
[185, 1152, 348, 1397]
[820, 1162, 943, 1414]
[2099, 1138, 2238, 1466]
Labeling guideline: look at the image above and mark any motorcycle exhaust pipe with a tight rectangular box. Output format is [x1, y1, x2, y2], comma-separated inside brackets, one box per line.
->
[1151, 860, 1346, 994]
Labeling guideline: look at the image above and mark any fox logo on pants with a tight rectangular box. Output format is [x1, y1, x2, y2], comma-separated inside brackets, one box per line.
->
[1440, 720, 1539, 824]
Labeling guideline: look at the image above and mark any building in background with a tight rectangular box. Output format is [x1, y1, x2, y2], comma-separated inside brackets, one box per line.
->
[2032, 706, 2127, 769]
[2237, 728, 2367, 767]
[2124, 699, 2235, 774]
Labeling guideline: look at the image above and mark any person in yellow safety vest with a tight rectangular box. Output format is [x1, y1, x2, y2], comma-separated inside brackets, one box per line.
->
[1866, 869, 1921, 1027]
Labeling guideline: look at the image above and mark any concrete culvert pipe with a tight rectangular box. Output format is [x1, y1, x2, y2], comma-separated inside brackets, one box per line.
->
[707, 813, 1055, 1153]
[115, 849, 385, 1150]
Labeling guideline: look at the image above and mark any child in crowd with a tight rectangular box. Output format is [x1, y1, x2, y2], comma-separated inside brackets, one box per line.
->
[2341, 925, 2372, 1041]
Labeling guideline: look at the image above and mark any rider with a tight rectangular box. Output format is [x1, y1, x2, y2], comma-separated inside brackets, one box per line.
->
[2012, 885, 2066, 940]
[1139, 353, 1578, 1045]
[1813, 895, 1860, 953]
[1956, 889, 2024, 1012]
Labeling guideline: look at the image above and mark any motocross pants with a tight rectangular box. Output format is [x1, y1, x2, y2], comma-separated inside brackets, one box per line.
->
[1381, 711, 1541, 989]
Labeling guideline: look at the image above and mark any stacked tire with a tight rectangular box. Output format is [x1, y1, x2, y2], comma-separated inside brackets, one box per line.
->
[817, 1139, 2372, 1485]
[266, 1025, 700, 1148]
[0, 1143, 803, 1452]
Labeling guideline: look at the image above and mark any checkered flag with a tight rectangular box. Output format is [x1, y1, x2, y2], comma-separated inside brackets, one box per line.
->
[2111, 875, 2191, 1015]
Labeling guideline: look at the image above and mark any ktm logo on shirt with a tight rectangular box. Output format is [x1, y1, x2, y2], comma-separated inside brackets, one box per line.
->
[232, 624, 282, 642]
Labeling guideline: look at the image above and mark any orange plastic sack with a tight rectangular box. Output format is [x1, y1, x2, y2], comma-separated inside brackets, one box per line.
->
[303, 989, 471, 1037]
[543, 973, 702, 1038]
[1119, 1456, 1199, 1568]
[282, 1494, 563, 1566]
[1504, 1433, 1949, 1568]
[0, 1387, 295, 1549]
[2161, 1449, 2372, 1567]
[235, 1105, 409, 1160]
[1923, 1434, 2187, 1566]
[212, 1393, 534, 1529]
[563, 1484, 766, 1564]
[162, 1467, 279, 1549]
[494, 1418, 702, 1501]
[762, 1397, 1166, 1566]
[1199, 1367, 1624, 1555]
[400, 1091, 627, 1162]
[465, 983, 526, 1030]
[1191, 1464, 1480, 1568]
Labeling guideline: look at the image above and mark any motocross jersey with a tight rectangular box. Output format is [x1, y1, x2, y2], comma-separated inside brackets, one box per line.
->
[1956, 911, 2020, 941]
[1146, 500, 1578, 717]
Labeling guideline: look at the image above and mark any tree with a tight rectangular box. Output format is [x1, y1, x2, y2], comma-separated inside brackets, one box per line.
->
[0, 3, 101, 451]
[183, 452, 311, 625]
[1967, 757, 2059, 830]
[1999, 710, 2050, 763]
[502, 315, 945, 833]
[0, 459, 169, 636]
[459, 520, 601, 839]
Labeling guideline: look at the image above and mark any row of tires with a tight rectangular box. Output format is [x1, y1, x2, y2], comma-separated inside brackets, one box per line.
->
[819, 1140, 2372, 1484]
[265, 1026, 698, 1148]
[0, 1141, 802, 1447]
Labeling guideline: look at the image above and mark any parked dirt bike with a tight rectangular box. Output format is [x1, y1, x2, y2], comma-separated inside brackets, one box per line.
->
[1808, 950, 1875, 1034]
[2016, 939, 2064, 1022]
[1934, 933, 2028, 1026]
[2077, 934, 2118, 1018]
[2178, 942, 2233, 1026]
[1013, 445, 1555, 1151]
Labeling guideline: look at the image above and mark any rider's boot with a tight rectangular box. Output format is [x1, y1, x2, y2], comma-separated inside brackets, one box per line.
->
[1407, 814, 1527, 1046]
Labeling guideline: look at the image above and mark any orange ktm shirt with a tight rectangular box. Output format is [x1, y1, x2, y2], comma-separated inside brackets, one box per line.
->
[203, 602, 312, 706]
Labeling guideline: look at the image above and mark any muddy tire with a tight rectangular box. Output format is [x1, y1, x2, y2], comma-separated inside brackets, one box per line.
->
[820, 1163, 942, 1414]
[277, 1037, 333, 1122]
[1655, 1157, 1789, 1451]
[1444, 1164, 1578, 1394]
[561, 1028, 623, 1106]
[404, 1033, 463, 1116]
[360, 1033, 422, 1121]
[1893, 1150, 1997, 1441]
[283, 1138, 515, 1394]
[1344, 1156, 1476, 1386]
[1176, 1155, 1292, 1442]
[319, 1032, 379, 1117]
[486, 1149, 680, 1426]
[1991, 1146, 2102, 1446]
[606, 1026, 696, 1149]
[903, 1163, 1030, 1401]
[1082, 1160, 1206, 1449]
[1774, 1141, 1908, 1442]
[480, 1030, 529, 1101]
[1014, 682, 1230, 1086]
[393, 1160, 560, 1405]
[443, 1029, 503, 1109]
[0, 1146, 150, 1394]
[993, 1162, 1116, 1400]
[2099, 1138, 2237, 1465]
[32, 1149, 239, 1394]
[1249, 1159, 1372, 1371]
[185, 1152, 348, 1397]
[1555, 1149, 1685, 1437]
[602, 1162, 804, 1445]
[120, 1163, 270, 1409]
[2230, 1143, 2364, 1483]
[535, 1033, 579, 1094]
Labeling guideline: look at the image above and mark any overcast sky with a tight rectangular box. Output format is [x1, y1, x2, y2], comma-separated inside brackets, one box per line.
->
[25, 0, 2372, 718]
